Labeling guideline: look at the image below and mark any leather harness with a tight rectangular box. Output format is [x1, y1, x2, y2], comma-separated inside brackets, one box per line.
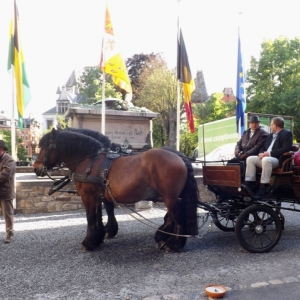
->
[48, 152, 123, 197]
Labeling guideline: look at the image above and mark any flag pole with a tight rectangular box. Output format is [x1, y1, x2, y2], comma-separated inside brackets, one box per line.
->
[11, 62, 17, 211]
[11, 66, 16, 160]
[100, 2, 132, 135]
[176, 0, 181, 151]
[176, 81, 180, 151]
[101, 72, 106, 134]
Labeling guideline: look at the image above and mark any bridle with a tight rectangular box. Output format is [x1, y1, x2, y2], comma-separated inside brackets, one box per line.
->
[35, 140, 57, 167]
[35, 138, 107, 181]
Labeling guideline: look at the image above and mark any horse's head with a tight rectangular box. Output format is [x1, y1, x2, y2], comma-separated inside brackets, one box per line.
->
[33, 128, 61, 176]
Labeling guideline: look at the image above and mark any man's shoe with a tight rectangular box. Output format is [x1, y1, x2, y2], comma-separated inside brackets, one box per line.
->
[4, 232, 14, 244]
[243, 181, 258, 192]
[258, 185, 272, 197]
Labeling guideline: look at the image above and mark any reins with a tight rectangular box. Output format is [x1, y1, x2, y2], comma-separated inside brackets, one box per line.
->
[119, 204, 194, 238]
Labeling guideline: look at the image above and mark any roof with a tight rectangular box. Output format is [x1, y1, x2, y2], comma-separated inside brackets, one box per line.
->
[42, 107, 56, 114]
[65, 70, 76, 87]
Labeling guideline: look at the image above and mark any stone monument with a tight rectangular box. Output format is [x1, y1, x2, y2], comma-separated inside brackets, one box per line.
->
[64, 98, 159, 149]
[65, 98, 159, 210]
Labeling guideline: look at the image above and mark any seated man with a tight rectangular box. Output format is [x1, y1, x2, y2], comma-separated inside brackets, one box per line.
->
[245, 117, 293, 196]
[234, 115, 268, 160]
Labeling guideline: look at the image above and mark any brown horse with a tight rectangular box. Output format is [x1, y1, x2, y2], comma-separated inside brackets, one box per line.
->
[33, 128, 199, 252]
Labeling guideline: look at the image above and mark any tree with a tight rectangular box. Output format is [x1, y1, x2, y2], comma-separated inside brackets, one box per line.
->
[126, 53, 167, 102]
[193, 93, 236, 124]
[136, 66, 177, 148]
[77, 66, 122, 104]
[246, 37, 300, 141]
[0, 130, 27, 160]
[56, 114, 70, 129]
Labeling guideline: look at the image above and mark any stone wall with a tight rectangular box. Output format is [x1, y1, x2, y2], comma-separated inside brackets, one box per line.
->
[0, 176, 215, 215]
[14, 181, 83, 214]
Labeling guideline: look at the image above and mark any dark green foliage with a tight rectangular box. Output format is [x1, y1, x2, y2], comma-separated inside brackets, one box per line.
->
[126, 53, 167, 102]
[246, 37, 300, 141]
[77, 66, 122, 103]
[0, 130, 27, 160]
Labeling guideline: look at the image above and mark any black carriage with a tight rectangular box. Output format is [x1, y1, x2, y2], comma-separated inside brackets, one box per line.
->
[197, 148, 300, 253]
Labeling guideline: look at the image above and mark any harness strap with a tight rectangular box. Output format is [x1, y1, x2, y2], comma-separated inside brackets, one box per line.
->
[48, 175, 71, 196]
[85, 153, 100, 180]
[72, 173, 103, 184]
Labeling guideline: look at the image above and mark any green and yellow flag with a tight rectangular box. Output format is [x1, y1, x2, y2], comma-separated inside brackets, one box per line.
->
[7, 0, 31, 130]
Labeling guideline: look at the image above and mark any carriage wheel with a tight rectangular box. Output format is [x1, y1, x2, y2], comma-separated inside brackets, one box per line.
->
[235, 204, 282, 253]
[210, 201, 244, 232]
[211, 210, 237, 232]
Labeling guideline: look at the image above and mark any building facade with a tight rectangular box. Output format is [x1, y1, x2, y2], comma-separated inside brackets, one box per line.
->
[42, 70, 86, 130]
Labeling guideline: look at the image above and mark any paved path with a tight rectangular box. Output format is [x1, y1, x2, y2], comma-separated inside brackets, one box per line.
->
[1, 203, 300, 299]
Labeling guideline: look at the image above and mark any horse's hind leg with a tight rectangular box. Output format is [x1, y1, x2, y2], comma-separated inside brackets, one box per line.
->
[154, 213, 175, 249]
[155, 200, 187, 252]
[102, 198, 118, 239]
[81, 195, 105, 251]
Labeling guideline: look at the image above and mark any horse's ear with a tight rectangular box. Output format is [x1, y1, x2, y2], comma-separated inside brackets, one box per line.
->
[51, 127, 57, 138]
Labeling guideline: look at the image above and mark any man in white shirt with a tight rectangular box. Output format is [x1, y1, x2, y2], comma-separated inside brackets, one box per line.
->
[244, 117, 293, 197]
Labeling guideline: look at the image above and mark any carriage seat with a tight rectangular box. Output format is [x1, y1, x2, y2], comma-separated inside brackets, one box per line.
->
[256, 146, 299, 176]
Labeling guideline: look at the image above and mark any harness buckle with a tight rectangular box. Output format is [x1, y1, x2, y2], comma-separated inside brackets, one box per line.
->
[103, 179, 109, 186]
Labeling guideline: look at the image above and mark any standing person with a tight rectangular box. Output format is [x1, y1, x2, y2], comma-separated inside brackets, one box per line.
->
[245, 117, 293, 196]
[0, 140, 16, 243]
[234, 115, 268, 160]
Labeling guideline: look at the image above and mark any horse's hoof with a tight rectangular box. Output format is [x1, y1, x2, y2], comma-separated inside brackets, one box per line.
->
[81, 241, 94, 251]
[158, 241, 166, 250]
[164, 247, 174, 253]
[105, 232, 116, 239]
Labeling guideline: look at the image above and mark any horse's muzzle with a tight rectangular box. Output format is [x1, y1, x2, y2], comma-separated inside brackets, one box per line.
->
[33, 164, 46, 177]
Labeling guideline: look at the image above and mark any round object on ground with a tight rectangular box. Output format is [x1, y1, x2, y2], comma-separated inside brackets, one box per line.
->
[204, 284, 227, 298]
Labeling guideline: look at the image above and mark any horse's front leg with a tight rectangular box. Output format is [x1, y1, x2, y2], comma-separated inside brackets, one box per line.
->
[77, 183, 105, 251]
[102, 198, 118, 239]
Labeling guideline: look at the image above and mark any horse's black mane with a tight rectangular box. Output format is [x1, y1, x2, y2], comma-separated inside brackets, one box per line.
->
[65, 128, 122, 152]
[64, 128, 111, 149]
[40, 130, 103, 157]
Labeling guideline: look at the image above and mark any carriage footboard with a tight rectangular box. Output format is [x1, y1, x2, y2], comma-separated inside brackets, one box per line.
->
[203, 165, 241, 187]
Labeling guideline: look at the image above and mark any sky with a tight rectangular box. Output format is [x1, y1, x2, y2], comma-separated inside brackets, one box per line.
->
[0, 0, 299, 120]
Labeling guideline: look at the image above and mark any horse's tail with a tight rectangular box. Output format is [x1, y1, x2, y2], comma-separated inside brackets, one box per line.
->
[162, 147, 199, 236]
[180, 157, 199, 236]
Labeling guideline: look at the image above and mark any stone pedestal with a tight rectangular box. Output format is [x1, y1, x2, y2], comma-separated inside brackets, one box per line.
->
[65, 102, 159, 149]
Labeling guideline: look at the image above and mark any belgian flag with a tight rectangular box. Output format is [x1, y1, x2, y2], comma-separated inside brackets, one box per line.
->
[177, 26, 195, 133]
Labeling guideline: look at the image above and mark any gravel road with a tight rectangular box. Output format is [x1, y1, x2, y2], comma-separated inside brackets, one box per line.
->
[1, 203, 300, 299]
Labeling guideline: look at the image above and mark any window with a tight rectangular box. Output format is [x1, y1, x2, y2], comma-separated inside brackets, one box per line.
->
[58, 102, 69, 114]
[46, 119, 53, 129]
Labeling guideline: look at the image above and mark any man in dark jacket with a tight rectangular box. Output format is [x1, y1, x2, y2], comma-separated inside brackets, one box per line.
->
[245, 117, 293, 196]
[235, 115, 268, 160]
[0, 140, 16, 243]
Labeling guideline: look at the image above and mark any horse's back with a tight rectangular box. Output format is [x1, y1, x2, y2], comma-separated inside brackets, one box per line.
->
[107, 148, 188, 203]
